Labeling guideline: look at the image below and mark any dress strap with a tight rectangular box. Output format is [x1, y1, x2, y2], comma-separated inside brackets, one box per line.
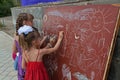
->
[36, 50, 40, 61]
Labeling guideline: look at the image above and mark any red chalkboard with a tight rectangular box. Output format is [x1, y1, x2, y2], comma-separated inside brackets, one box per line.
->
[42, 5, 120, 80]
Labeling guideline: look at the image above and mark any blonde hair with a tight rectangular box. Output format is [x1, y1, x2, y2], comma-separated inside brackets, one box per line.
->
[19, 30, 40, 50]
[16, 13, 34, 35]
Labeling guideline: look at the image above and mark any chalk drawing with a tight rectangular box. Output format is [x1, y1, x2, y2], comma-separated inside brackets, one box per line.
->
[98, 38, 105, 48]
[91, 71, 95, 80]
[62, 64, 71, 80]
[57, 24, 64, 28]
[59, 24, 69, 57]
[43, 14, 47, 22]
[89, 11, 104, 33]
[73, 72, 89, 80]
[47, 8, 94, 21]
[73, 71, 95, 80]
[69, 43, 85, 68]
[45, 53, 58, 76]
[74, 33, 80, 40]
[43, 5, 118, 80]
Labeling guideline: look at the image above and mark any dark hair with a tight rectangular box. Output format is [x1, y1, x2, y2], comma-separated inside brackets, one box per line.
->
[19, 30, 40, 50]
[16, 13, 34, 35]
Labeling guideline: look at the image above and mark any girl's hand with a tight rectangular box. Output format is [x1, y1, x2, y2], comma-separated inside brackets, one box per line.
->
[59, 31, 64, 39]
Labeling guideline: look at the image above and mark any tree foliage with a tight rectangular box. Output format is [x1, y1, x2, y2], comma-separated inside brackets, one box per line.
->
[0, 0, 15, 17]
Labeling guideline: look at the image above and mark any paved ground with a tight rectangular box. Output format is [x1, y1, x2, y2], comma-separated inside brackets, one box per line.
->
[0, 16, 15, 37]
[0, 31, 17, 80]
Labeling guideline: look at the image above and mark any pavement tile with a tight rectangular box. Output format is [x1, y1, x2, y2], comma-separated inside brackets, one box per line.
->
[0, 31, 17, 80]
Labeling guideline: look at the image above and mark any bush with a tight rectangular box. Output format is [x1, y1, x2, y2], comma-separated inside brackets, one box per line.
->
[0, 22, 6, 28]
[0, 0, 15, 17]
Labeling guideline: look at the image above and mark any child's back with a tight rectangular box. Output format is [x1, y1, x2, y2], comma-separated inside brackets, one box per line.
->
[24, 49, 49, 80]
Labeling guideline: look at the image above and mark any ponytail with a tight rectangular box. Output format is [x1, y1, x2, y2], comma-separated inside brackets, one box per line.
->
[19, 33, 28, 50]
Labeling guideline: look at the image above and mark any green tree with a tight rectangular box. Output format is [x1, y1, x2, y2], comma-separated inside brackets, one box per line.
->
[0, 0, 15, 17]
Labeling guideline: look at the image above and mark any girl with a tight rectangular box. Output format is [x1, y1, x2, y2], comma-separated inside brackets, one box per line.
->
[18, 26, 64, 80]
[12, 13, 34, 60]
[12, 13, 46, 80]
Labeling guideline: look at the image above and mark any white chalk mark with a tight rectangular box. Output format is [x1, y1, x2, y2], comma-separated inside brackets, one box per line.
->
[62, 64, 71, 80]
[91, 71, 95, 80]
[98, 38, 105, 48]
[104, 13, 113, 19]
[80, 28, 88, 33]
[43, 14, 47, 22]
[48, 10, 63, 17]
[73, 72, 89, 80]
[75, 33, 80, 40]
[47, 8, 94, 21]
[104, 21, 114, 25]
[57, 25, 64, 28]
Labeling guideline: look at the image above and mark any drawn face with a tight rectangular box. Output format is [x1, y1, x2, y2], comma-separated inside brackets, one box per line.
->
[90, 12, 104, 32]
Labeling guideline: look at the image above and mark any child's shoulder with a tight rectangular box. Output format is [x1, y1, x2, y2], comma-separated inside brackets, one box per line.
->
[13, 34, 19, 41]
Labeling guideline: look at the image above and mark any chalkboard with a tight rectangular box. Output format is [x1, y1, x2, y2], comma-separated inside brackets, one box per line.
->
[42, 5, 120, 80]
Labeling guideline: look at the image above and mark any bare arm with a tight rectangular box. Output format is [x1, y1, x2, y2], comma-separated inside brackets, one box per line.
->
[44, 35, 57, 49]
[22, 50, 28, 69]
[44, 43, 52, 49]
[22, 51, 26, 69]
[40, 36, 47, 47]
[12, 41, 17, 53]
[12, 34, 18, 54]
[41, 31, 64, 54]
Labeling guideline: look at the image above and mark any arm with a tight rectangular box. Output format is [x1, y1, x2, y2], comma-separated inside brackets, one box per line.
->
[44, 35, 57, 49]
[12, 41, 17, 53]
[12, 34, 17, 53]
[40, 36, 47, 47]
[12, 41, 17, 60]
[42, 31, 64, 54]
[22, 50, 28, 69]
[44, 43, 52, 49]
[12, 34, 18, 60]
[22, 52, 26, 69]
[22, 58, 26, 70]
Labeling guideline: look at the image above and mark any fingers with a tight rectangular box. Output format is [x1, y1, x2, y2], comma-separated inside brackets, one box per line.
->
[59, 31, 64, 34]
[59, 31, 64, 36]
[59, 31, 64, 39]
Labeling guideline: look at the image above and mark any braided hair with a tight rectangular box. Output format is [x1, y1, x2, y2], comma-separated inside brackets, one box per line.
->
[16, 13, 34, 35]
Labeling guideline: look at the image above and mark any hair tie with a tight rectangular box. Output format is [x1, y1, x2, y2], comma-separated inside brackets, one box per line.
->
[18, 25, 33, 35]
